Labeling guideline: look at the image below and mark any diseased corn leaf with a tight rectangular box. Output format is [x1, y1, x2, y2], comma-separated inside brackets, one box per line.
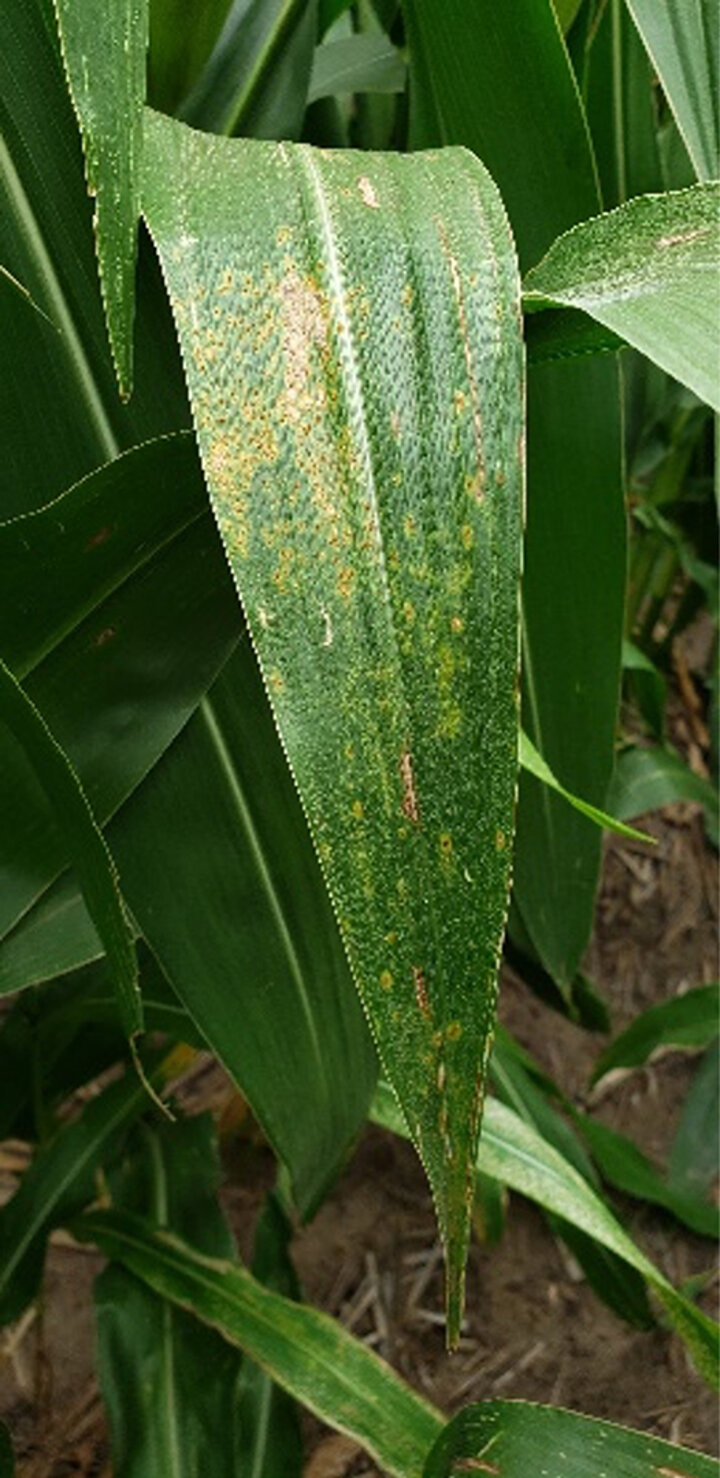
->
[524, 184, 720, 411]
[75, 1209, 444, 1476]
[624, 0, 719, 183]
[372, 1083, 720, 1387]
[592, 983, 720, 1083]
[142, 110, 524, 1341]
[424, 1400, 719, 1478]
[52, 0, 148, 396]
[0, 660, 141, 1038]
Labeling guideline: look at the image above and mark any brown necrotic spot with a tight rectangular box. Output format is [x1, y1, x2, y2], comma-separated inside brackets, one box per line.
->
[412, 965, 430, 1017]
[400, 748, 420, 824]
[84, 526, 112, 551]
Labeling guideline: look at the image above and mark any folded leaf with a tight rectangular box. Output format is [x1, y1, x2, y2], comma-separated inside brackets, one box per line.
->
[524, 185, 720, 411]
[142, 110, 524, 1342]
[424, 1399, 719, 1478]
[52, 0, 149, 395]
[75, 1209, 444, 1477]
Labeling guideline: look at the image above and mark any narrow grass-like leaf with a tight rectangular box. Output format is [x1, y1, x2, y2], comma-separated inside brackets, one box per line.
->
[75, 1209, 444, 1477]
[0, 659, 141, 1038]
[519, 730, 654, 842]
[308, 33, 405, 102]
[669, 1042, 719, 1201]
[180, 0, 318, 140]
[372, 1083, 720, 1387]
[235, 1195, 304, 1478]
[0, 1063, 159, 1325]
[592, 984, 720, 1083]
[424, 1400, 719, 1478]
[52, 0, 148, 395]
[608, 743, 719, 845]
[524, 185, 720, 411]
[573, 1110, 719, 1239]
[142, 111, 524, 1341]
[624, 0, 719, 182]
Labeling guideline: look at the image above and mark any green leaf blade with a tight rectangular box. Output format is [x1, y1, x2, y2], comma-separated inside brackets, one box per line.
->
[52, 0, 149, 396]
[142, 113, 524, 1342]
[524, 184, 720, 410]
[624, 0, 720, 182]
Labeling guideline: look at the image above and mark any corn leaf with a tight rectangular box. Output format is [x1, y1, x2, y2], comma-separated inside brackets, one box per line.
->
[404, 0, 626, 997]
[0, 1425, 13, 1478]
[308, 33, 405, 103]
[623, 0, 719, 182]
[372, 1083, 720, 1387]
[524, 184, 720, 411]
[142, 109, 524, 1341]
[669, 1042, 720, 1202]
[0, 659, 141, 1038]
[592, 983, 720, 1083]
[0, 1063, 160, 1325]
[424, 1400, 719, 1478]
[52, 0, 148, 396]
[519, 731, 653, 842]
[75, 1208, 444, 1477]
[607, 742, 719, 846]
[180, 0, 318, 140]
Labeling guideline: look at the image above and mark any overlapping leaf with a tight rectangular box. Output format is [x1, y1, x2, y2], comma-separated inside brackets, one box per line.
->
[624, 0, 719, 182]
[142, 110, 524, 1339]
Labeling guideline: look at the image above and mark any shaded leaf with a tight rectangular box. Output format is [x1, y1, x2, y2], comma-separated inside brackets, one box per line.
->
[524, 184, 720, 410]
[574, 1110, 719, 1239]
[76, 1209, 444, 1477]
[424, 1399, 719, 1478]
[372, 1083, 720, 1386]
[142, 111, 523, 1342]
[0, 1061, 161, 1325]
[669, 1041, 720, 1201]
[0, 659, 140, 1038]
[308, 33, 405, 102]
[592, 983, 720, 1082]
[607, 742, 719, 846]
[622, 638, 667, 739]
[180, 0, 318, 140]
[624, 0, 719, 182]
[235, 1195, 304, 1478]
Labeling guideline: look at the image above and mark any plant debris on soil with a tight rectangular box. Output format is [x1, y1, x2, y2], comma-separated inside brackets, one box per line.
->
[0, 797, 717, 1476]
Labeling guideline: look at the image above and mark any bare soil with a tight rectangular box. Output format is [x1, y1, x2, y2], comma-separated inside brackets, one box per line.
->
[1, 800, 717, 1476]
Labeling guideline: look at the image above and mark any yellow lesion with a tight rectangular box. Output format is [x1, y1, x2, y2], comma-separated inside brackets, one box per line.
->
[379, 969, 393, 991]
[446, 1021, 463, 1042]
[351, 798, 364, 820]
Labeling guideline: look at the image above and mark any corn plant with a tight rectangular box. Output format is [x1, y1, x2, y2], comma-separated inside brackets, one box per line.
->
[0, 0, 718, 1471]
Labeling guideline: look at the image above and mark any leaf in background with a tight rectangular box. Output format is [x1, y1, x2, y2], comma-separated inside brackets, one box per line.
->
[180, 0, 318, 141]
[592, 983, 720, 1082]
[404, 0, 626, 995]
[308, 33, 405, 103]
[607, 742, 719, 846]
[142, 112, 524, 1342]
[148, 0, 232, 115]
[574, 1110, 719, 1239]
[622, 638, 667, 739]
[519, 730, 654, 842]
[0, 434, 239, 960]
[372, 1082, 720, 1386]
[0, 660, 141, 1038]
[524, 184, 720, 411]
[423, 1399, 719, 1478]
[0, 1426, 12, 1478]
[0, 0, 189, 519]
[669, 1040, 720, 1202]
[52, 0, 148, 395]
[235, 1195, 304, 1478]
[624, 0, 719, 182]
[96, 1114, 248, 1478]
[0, 1062, 161, 1326]
[76, 1209, 444, 1477]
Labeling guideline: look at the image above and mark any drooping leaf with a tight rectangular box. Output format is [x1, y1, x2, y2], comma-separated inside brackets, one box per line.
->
[0, 0, 189, 519]
[0, 1060, 162, 1325]
[235, 1195, 304, 1478]
[142, 111, 523, 1341]
[623, 0, 719, 182]
[573, 1110, 719, 1239]
[51, 0, 149, 395]
[372, 1083, 720, 1386]
[592, 983, 720, 1083]
[669, 1041, 720, 1202]
[96, 1114, 247, 1478]
[524, 184, 720, 411]
[308, 32, 405, 103]
[180, 0, 318, 141]
[75, 1209, 444, 1477]
[519, 730, 654, 842]
[0, 434, 239, 959]
[404, 0, 626, 995]
[0, 659, 141, 1038]
[424, 1399, 719, 1478]
[607, 742, 719, 846]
